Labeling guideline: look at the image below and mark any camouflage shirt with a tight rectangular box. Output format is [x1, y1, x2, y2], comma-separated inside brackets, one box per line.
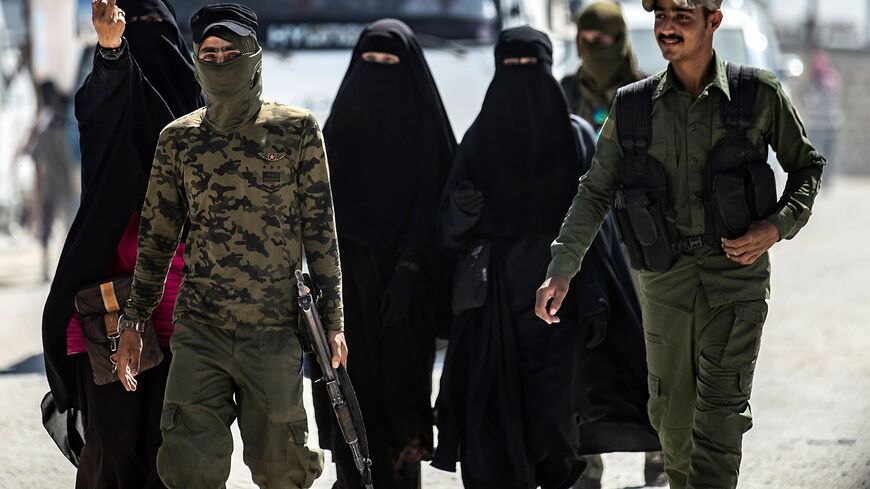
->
[124, 102, 344, 330]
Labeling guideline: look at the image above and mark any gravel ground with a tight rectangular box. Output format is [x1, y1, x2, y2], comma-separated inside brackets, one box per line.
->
[1, 178, 868, 489]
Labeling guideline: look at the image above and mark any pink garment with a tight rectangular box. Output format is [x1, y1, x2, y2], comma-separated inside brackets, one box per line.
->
[67, 213, 184, 354]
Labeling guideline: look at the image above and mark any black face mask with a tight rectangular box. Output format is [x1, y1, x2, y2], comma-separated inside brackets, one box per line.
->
[324, 19, 456, 251]
[462, 26, 582, 238]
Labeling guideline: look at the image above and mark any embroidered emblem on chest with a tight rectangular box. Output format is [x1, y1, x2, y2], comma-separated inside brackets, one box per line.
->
[258, 151, 288, 162]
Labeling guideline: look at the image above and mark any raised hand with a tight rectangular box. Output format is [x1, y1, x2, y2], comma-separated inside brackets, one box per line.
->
[92, 0, 125, 49]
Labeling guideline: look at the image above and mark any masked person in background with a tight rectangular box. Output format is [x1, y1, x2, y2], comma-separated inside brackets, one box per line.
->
[322, 19, 456, 489]
[561, 1, 642, 132]
[432, 26, 593, 489]
[112, 4, 348, 487]
[41, 1, 201, 487]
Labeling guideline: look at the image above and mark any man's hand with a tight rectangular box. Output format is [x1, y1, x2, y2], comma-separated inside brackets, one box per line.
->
[92, 0, 125, 49]
[114, 330, 142, 392]
[328, 330, 348, 369]
[535, 276, 570, 325]
[721, 220, 781, 266]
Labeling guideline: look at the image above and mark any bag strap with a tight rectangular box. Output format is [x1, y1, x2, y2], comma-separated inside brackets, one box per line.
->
[615, 76, 657, 157]
[99, 282, 121, 337]
[615, 76, 658, 185]
[722, 63, 760, 132]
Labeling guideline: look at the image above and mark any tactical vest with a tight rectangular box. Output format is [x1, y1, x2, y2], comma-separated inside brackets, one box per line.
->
[611, 64, 777, 273]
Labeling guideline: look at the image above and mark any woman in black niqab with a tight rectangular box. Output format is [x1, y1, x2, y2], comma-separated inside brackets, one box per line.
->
[433, 25, 660, 489]
[321, 18, 456, 489]
[41, 0, 201, 479]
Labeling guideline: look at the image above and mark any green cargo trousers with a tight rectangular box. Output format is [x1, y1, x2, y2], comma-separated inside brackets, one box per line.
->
[641, 287, 767, 489]
[156, 320, 324, 488]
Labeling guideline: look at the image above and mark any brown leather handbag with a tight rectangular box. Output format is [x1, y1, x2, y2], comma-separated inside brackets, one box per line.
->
[74, 276, 164, 385]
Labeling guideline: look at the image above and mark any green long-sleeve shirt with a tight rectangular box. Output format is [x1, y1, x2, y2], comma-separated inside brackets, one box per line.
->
[125, 102, 344, 330]
[549, 53, 825, 311]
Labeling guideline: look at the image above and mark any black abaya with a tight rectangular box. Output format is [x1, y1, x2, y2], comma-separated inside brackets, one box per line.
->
[41, 0, 202, 465]
[321, 19, 455, 489]
[432, 26, 658, 489]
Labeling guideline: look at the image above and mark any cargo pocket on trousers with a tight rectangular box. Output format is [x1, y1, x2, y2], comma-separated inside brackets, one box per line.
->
[721, 301, 768, 369]
[287, 419, 323, 488]
[646, 374, 666, 429]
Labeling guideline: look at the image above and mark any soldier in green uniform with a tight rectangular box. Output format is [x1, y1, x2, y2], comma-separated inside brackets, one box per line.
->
[560, 1, 643, 132]
[536, 1, 825, 489]
[111, 4, 348, 488]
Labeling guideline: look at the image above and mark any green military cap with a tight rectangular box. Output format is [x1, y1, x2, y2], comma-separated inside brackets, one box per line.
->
[642, 0, 722, 11]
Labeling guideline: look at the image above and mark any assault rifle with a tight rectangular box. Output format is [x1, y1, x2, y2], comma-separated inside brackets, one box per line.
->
[295, 270, 374, 489]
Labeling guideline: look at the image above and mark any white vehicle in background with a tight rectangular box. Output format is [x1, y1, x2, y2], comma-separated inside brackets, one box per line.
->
[166, 0, 580, 136]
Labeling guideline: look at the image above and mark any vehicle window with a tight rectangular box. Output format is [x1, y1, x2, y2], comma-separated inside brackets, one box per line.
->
[627, 28, 749, 75]
[172, 0, 500, 48]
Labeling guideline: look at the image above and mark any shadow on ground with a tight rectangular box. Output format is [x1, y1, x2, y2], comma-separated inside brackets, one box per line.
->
[0, 353, 45, 375]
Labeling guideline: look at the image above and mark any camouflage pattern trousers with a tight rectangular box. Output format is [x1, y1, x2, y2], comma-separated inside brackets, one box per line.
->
[641, 287, 768, 489]
[156, 320, 323, 488]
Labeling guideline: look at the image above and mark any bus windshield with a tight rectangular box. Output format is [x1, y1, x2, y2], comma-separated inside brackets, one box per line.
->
[172, 0, 501, 49]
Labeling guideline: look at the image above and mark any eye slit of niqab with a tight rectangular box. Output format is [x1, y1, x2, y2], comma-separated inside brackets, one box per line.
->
[361, 51, 401, 64]
[502, 57, 538, 65]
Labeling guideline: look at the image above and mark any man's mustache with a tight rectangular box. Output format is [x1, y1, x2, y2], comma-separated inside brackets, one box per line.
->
[658, 34, 684, 43]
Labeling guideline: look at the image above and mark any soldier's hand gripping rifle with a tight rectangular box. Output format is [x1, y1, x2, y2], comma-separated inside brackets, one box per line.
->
[295, 270, 374, 489]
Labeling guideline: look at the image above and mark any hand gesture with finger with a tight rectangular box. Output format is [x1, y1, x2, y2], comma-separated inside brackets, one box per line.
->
[92, 0, 125, 49]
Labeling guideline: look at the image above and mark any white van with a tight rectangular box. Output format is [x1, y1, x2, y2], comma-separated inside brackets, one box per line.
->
[166, 0, 580, 136]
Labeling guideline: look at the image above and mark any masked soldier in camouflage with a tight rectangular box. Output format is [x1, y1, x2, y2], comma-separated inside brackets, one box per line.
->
[112, 4, 348, 488]
[537, 1, 825, 488]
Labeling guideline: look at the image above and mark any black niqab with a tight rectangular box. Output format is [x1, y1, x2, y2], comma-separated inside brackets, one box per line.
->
[119, 0, 200, 124]
[325, 19, 456, 252]
[43, 0, 201, 425]
[462, 26, 581, 238]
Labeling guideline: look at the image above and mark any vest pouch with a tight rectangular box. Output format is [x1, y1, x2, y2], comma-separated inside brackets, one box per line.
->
[613, 187, 646, 270]
[616, 186, 676, 272]
[743, 162, 777, 219]
[713, 172, 752, 237]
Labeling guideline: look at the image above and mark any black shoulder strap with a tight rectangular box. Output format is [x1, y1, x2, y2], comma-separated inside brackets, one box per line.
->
[615, 76, 658, 156]
[722, 63, 760, 131]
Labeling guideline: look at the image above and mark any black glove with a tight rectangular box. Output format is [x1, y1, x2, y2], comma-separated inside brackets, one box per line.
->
[451, 180, 484, 216]
[381, 260, 419, 327]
